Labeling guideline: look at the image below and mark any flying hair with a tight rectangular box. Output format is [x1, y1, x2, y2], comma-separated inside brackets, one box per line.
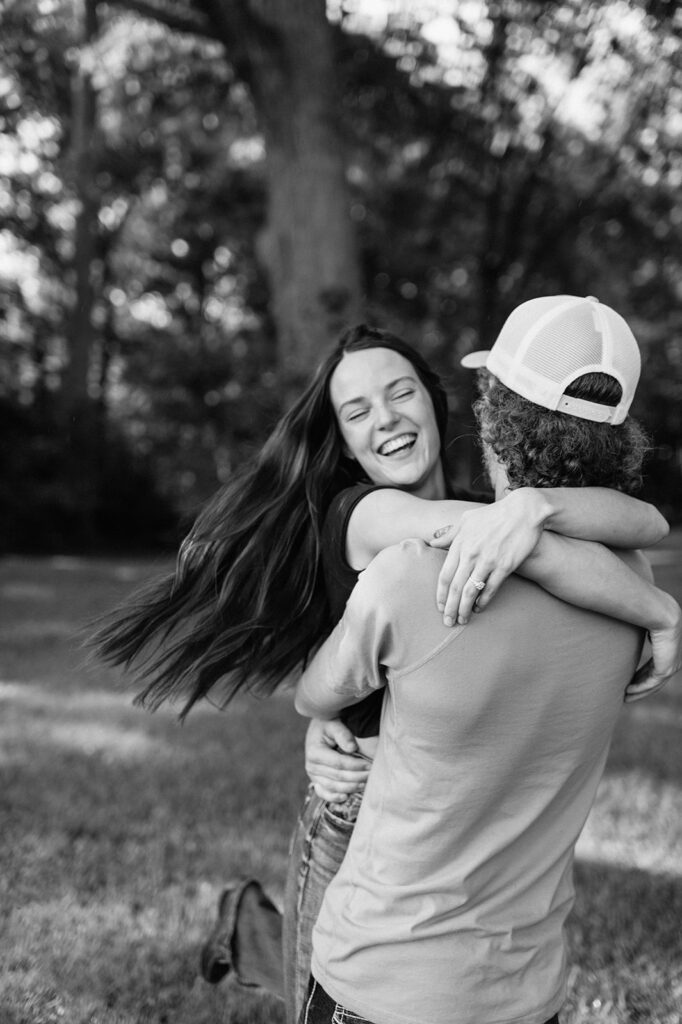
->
[90, 324, 450, 718]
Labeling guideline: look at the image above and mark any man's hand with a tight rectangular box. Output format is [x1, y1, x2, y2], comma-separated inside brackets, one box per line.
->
[304, 718, 371, 803]
[625, 598, 682, 702]
[429, 489, 549, 626]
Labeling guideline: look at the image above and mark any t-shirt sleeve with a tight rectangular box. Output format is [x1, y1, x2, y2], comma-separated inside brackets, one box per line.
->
[321, 483, 398, 737]
[297, 562, 394, 717]
[319, 482, 471, 736]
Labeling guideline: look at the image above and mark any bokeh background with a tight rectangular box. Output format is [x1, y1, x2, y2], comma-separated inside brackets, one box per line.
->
[1, 2, 681, 1023]
[1, 0, 681, 552]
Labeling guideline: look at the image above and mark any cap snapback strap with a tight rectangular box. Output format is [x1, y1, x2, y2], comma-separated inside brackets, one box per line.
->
[557, 394, 620, 424]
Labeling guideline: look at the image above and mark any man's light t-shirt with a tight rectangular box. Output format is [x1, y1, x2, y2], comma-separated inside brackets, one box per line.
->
[300, 540, 645, 1024]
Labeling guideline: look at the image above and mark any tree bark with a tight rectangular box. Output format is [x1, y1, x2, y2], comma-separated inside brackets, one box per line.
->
[219, 0, 363, 382]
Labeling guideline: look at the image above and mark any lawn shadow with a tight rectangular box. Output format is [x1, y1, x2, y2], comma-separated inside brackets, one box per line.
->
[2, 884, 286, 1024]
[564, 858, 682, 1023]
[607, 695, 682, 785]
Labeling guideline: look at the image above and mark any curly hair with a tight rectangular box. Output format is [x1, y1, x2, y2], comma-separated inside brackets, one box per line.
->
[474, 372, 651, 495]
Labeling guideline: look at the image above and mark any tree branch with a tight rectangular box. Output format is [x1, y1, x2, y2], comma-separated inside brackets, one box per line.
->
[191, 0, 255, 83]
[107, 0, 289, 105]
[106, 0, 215, 40]
[192, 0, 286, 93]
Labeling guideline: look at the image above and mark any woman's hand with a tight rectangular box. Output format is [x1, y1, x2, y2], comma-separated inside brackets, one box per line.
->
[429, 488, 550, 626]
[625, 597, 682, 702]
[304, 718, 371, 804]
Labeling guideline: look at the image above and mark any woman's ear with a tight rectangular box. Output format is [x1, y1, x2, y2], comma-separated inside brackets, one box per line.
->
[342, 443, 356, 460]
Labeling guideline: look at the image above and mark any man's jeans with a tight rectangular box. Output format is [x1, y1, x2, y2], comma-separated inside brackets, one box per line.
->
[299, 976, 563, 1024]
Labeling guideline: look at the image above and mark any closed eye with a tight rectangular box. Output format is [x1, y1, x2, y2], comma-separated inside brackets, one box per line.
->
[346, 407, 369, 422]
[392, 388, 415, 401]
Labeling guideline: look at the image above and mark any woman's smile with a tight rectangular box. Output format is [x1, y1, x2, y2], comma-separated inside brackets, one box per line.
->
[377, 433, 418, 457]
[329, 347, 444, 499]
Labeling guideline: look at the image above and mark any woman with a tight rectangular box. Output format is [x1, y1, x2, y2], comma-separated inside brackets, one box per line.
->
[94, 325, 675, 1022]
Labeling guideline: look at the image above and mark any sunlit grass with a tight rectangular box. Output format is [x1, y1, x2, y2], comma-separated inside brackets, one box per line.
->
[1, 540, 681, 1024]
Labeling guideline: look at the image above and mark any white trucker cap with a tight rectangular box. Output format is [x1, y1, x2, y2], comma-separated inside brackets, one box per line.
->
[461, 295, 641, 425]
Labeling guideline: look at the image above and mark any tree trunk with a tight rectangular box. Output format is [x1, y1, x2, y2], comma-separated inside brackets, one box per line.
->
[60, 0, 99, 422]
[241, 0, 363, 383]
[122, 0, 362, 382]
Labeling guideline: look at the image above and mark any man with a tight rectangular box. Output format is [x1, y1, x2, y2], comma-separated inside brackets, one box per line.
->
[295, 295, 679, 1024]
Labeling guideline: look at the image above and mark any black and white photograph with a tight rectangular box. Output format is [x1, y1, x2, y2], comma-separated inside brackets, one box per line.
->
[1, 1, 681, 1022]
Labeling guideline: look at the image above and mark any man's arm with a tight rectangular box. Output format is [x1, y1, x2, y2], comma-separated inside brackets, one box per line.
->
[295, 549, 398, 720]
[303, 718, 372, 803]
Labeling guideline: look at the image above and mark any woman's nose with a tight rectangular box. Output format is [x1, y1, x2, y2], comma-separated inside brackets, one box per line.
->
[376, 401, 400, 429]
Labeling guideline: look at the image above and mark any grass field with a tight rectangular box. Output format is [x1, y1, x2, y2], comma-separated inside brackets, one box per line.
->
[1, 537, 681, 1024]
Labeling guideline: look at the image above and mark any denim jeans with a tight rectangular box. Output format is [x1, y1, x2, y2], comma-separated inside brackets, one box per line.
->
[283, 787, 362, 1024]
[212, 786, 359, 1022]
[299, 976, 563, 1024]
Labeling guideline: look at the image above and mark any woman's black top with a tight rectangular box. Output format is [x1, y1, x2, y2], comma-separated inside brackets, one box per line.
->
[321, 483, 393, 738]
[320, 480, 490, 738]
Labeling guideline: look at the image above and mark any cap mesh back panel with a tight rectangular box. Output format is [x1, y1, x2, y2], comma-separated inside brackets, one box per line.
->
[614, 336, 641, 383]
[524, 306, 603, 382]
[500, 299, 566, 362]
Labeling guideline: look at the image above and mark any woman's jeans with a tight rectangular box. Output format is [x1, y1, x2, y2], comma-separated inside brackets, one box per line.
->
[299, 977, 563, 1024]
[284, 788, 362, 1024]
[217, 786, 359, 1023]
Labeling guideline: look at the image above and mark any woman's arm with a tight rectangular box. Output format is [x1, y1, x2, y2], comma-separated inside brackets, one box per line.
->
[531, 487, 668, 547]
[347, 486, 667, 572]
[518, 535, 682, 699]
[348, 487, 668, 627]
[345, 487, 680, 695]
[518, 534, 658, 620]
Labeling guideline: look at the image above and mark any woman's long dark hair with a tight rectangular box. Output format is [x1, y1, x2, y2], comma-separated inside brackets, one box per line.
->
[92, 324, 449, 717]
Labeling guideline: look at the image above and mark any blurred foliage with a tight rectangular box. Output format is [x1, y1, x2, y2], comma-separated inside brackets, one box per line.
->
[0, 0, 681, 551]
[0, 399, 176, 553]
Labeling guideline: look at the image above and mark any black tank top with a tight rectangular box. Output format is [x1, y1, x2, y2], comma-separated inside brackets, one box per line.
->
[320, 481, 491, 737]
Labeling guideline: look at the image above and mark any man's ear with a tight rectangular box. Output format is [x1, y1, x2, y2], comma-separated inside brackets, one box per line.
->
[482, 442, 501, 490]
[484, 447, 510, 500]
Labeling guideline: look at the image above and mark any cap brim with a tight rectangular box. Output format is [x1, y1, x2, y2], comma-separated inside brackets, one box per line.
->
[460, 350, 490, 369]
